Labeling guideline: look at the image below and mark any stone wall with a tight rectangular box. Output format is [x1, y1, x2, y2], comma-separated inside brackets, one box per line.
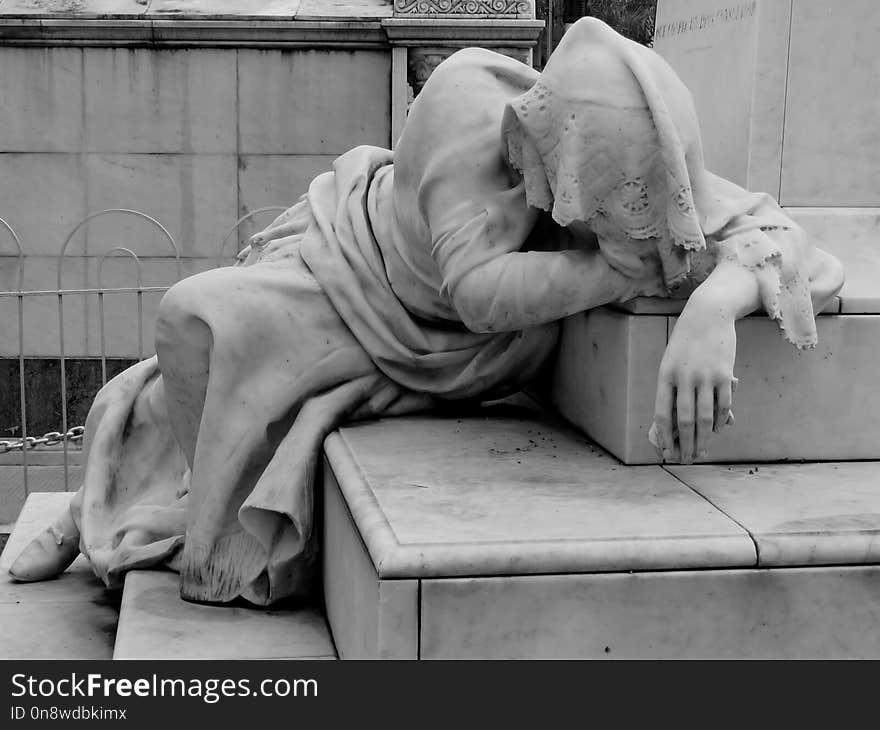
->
[0, 44, 391, 357]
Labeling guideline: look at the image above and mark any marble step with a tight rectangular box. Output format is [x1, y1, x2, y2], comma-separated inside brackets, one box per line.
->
[0, 492, 120, 659]
[113, 571, 337, 660]
[322, 403, 880, 658]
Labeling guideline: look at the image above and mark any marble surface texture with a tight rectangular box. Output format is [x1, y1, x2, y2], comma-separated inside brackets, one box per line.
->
[323, 409, 880, 657]
[0, 0, 392, 18]
[552, 305, 880, 464]
[668, 462, 880, 567]
[551, 306, 666, 464]
[654, 0, 760, 187]
[786, 207, 880, 314]
[780, 0, 880, 206]
[0, 492, 119, 659]
[325, 403, 757, 579]
[322, 465, 418, 659]
[419, 567, 880, 658]
[657, 0, 880, 206]
[113, 570, 336, 659]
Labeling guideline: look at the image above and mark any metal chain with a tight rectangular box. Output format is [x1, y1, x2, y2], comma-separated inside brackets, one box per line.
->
[0, 426, 84, 454]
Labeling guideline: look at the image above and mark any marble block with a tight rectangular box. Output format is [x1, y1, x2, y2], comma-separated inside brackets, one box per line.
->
[0, 492, 119, 659]
[785, 207, 880, 314]
[551, 308, 880, 464]
[780, 0, 880, 206]
[237, 49, 391, 155]
[113, 571, 336, 659]
[0, 153, 88, 256]
[324, 406, 880, 657]
[325, 407, 755, 579]
[419, 567, 880, 658]
[551, 306, 667, 464]
[322, 466, 419, 659]
[0, 48, 84, 153]
[667, 462, 880, 567]
[83, 48, 237, 155]
[656, 0, 880, 207]
[654, 0, 789, 194]
[84, 153, 238, 259]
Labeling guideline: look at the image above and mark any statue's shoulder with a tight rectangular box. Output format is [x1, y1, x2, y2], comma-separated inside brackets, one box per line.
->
[422, 47, 539, 101]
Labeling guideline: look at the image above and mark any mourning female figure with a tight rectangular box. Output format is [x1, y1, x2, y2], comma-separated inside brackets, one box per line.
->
[9, 19, 844, 605]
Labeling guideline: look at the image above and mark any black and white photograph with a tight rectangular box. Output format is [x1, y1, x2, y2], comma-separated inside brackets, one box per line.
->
[0, 0, 876, 698]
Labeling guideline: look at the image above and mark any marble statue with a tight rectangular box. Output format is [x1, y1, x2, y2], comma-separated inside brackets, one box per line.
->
[8, 18, 844, 605]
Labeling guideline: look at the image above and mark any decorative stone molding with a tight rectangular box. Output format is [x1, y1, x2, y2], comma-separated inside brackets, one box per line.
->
[0, 18, 389, 48]
[393, 0, 533, 19]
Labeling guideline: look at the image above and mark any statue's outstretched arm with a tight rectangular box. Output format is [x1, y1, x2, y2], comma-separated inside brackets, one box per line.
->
[651, 219, 845, 465]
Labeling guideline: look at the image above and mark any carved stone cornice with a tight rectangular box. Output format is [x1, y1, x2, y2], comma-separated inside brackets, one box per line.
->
[393, 0, 533, 18]
[382, 18, 544, 46]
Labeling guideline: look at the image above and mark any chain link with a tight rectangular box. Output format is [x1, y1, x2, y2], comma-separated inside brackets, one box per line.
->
[0, 426, 84, 454]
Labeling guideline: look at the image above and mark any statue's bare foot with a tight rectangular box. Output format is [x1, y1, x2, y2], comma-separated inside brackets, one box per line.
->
[8, 508, 81, 582]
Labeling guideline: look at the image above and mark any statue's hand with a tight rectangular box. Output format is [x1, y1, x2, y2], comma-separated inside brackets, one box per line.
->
[650, 305, 737, 464]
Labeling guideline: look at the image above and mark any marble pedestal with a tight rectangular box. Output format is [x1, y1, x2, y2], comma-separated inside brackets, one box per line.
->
[549, 203, 880, 465]
[322, 402, 880, 658]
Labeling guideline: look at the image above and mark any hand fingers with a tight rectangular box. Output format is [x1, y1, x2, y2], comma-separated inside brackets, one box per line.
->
[676, 385, 696, 464]
[714, 379, 733, 432]
[653, 382, 676, 462]
[695, 383, 714, 461]
[250, 219, 300, 249]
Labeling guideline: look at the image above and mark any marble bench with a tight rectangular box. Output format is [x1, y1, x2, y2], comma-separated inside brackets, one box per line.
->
[322, 399, 880, 659]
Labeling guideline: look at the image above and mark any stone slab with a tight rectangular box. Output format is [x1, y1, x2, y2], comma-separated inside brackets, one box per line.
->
[237, 155, 336, 225]
[237, 49, 391, 155]
[654, 0, 762, 187]
[552, 309, 880, 464]
[668, 462, 880, 567]
[0, 0, 390, 16]
[325, 403, 756, 579]
[780, 0, 880, 207]
[612, 294, 841, 316]
[786, 207, 880, 314]
[83, 48, 237, 155]
[85, 153, 238, 259]
[551, 306, 666, 464]
[707, 314, 880, 462]
[0, 47, 84, 153]
[656, 0, 880, 207]
[322, 464, 418, 658]
[113, 570, 336, 659]
[419, 566, 880, 658]
[0, 153, 88, 257]
[0, 492, 119, 659]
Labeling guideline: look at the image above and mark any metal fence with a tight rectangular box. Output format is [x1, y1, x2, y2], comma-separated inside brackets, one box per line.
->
[0, 206, 287, 500]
